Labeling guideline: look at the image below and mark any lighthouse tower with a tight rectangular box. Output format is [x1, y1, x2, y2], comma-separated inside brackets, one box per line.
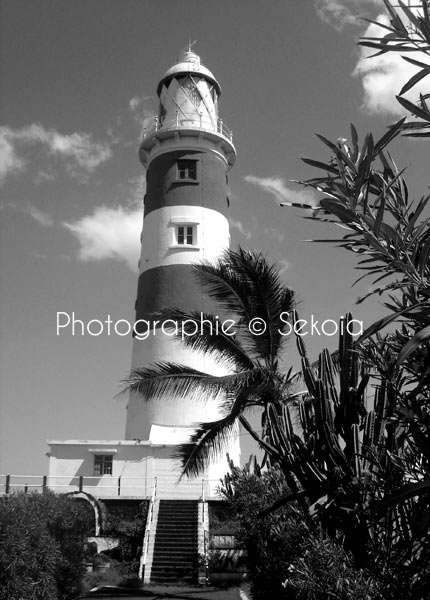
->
[125, 48, 240, 480]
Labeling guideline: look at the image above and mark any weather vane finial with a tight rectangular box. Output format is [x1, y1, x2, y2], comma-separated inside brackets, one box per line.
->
[188, 39, 197, 52]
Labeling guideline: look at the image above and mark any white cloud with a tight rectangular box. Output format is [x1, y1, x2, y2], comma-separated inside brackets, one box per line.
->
[245, 175, 319, 207]
[0, 124, 112, 185]
[313, 2, 430, 116]
[264, 226, 285, 244]
[277, 258, 291, 277]
[0, 201, 54, 227]
[63, 204, 143, 272]
[63, 175, 146, 272]
[353, 15, 430, 116]
[230, 216, 285, 244]
[129, 95, 156, 138]
[27, 205, 54, 227]
[230, 218, 253, 239]
[0, 131, 25, 183]
[314, 0, 383, 30]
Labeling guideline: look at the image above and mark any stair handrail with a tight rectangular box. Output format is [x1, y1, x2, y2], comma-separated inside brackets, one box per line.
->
[139, 476, 157, 579]
[200, 479, 210, 584]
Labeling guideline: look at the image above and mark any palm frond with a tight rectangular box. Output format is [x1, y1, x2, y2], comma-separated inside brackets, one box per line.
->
[176, 390, 249, 478]
[194, 247, 296, 366]
[174, 367, 290, 477]
[153, 306, 254, 370]
[123, 362, 222, 401]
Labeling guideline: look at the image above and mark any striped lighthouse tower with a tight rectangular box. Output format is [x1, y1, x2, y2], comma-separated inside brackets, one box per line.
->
[125, 48, 240, 484]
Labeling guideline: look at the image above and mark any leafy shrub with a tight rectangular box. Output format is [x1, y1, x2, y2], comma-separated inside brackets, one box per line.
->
[0, 491, 92, 600]
[99, 499, 148, 573]
[283, 535, 383, 600]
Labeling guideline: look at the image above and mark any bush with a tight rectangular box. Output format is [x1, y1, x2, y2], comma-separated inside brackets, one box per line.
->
[283, 535, 383, 600]
[221, 463, 309, 600]
[99, 500, 148, 574]
[221, 460, 387, 600]
[0, 491, 92, 600]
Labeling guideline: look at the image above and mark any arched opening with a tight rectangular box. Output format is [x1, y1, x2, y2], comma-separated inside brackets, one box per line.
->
[66, 491, 104, 536]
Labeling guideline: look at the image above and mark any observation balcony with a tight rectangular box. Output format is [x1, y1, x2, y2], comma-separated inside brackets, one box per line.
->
[139, 113, 236, 168]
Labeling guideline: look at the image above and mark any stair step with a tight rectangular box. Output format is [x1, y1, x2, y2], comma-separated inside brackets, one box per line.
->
[149, 500, 199, 584]
[156, 528, 197, 540]
[152, 560, 197, 564]
[157, 525, 196, 528]
[154, 550, 195, 564]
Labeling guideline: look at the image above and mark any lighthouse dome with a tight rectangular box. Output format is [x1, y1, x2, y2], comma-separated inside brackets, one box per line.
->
[157, 49, 221, 96]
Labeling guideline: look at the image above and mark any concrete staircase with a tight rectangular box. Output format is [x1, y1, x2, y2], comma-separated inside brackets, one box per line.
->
[150, 499, 199, 583]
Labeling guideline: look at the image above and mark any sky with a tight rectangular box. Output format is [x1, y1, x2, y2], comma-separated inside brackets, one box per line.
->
[1, 0, 429, 476]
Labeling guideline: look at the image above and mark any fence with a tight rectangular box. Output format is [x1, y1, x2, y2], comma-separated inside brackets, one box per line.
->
[0, 473, 222, 499]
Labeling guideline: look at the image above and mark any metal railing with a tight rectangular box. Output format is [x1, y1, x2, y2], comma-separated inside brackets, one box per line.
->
[139, 476, 157, 579]
[0, 474, 152, 497]
[142, 113, 233, 142]
[0, 473, 222, 499]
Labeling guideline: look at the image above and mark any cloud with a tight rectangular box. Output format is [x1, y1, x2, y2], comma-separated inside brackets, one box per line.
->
[0, 131, 25, 183]
[0, 201, 54, 227]
[314, 0, 383, 30]
[277, 258, 291, 277]
[245, 175, 319, 207]
[230, 218, 253, 239]
[129, 95, 156, 138]
[313, 2, 429, 116]
[263, 227, 285, 244]
[353, 14, 430, 116]
[63, 204, 143, 272]
[63, 176, 146, 272]
[230, 216, 285, 246]
[0, 124, 112, 185]
[27, 206, 54, 227]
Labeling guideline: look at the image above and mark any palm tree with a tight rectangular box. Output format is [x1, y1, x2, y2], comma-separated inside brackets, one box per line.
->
[125, 247, 296, 479]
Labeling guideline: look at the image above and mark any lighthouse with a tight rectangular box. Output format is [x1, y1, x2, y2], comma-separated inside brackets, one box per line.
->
[125, 48, 240, 480]
[46, 49, 242, 583]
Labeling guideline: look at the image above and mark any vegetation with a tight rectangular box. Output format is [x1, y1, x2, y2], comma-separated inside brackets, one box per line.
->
[275, 1, 430, 596]
[100, 500, 148, 572]
[220, 458, 383, 600]
[124, 1, 430, 597]
[0, 491, 92, 600]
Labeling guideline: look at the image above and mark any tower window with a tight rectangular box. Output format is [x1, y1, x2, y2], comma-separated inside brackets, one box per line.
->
[177, 159, 197, 181]
[94, 455, 113, 476]
[176, 225, 196, 246]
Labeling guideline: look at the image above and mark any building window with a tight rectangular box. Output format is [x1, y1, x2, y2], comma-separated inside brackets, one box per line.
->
[94, 455, 113, 476]
[177, 159, 197, 180]
[176, 225, 196, 245]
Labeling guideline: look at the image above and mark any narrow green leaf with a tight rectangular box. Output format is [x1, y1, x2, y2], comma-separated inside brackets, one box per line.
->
[419, 235, 430, 275]
[280, 201, 316, 209]
[360, 18, 402, 35]
[404, 196, 428, 239]
[315, 134, 356, 170]
[373, 118, 406, 155]
[375, 480, 430, 514]
[374, 195, 386, 237]
[383, 0, 408, 34]
[404, 131, 430, 138]
[358, 302, 424, 341]
[350, 124, 358, 161]
[396, 95, 430, 121]
[396, 324, 430, 367]
[399, 68, 430, 96]
[402, 55, 430, 70]
[398, 0, 423, 32]
[319, 199, 359, 224]
[301, 157, 338, 174]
